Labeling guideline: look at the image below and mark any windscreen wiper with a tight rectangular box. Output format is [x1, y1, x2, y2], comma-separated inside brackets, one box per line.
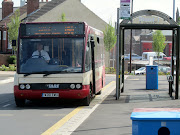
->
[43, 71, 68, 77]
[24, 73, 32, 77]
[24, 72, 43, 77]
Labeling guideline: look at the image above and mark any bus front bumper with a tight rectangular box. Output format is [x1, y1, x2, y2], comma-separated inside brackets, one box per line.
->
[14, 85, 90, 100]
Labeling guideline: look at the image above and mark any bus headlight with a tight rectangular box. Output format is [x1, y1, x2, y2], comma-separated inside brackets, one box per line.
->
[76, 84, 81, 89]
[26, 84, 31, 89]
[20, 84, 25, 89]
[70, 84, 75, 89]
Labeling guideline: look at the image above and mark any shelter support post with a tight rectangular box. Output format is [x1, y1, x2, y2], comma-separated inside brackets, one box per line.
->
[116, 8, 120, 100]
[175, 27, 180, 99]
[121, 29, 125, 93]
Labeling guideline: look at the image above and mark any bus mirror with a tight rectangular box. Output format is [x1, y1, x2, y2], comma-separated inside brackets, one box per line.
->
[12, 40, 16, 46]
[90, 37, 95, 47]
[90, 40, 95, 47]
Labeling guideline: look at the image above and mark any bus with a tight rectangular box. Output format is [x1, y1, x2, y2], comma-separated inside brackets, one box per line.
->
[14, 22, 105, 106]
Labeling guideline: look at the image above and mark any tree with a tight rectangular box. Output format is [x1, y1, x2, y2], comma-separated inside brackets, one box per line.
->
[178, 17, 180, 25]
[7, 9, 20, 54]
[103, 21, 116, 67]
[57, 12, 67, 22]
[152, 30, 166, 63]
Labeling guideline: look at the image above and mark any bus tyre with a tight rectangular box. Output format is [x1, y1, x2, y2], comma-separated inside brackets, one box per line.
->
[15, 97, 25, 107]
[96, 90, 101, 95]
[83, 95, 90, 106]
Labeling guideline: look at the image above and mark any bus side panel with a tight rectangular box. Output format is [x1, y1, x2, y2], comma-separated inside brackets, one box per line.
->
[95, 66, 105, 93]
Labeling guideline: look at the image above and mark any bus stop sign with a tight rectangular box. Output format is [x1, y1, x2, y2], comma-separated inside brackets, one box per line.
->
[120, 0, 130, 20]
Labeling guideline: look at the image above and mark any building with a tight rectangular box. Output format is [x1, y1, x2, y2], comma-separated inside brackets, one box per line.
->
[140, 30, 172, 57]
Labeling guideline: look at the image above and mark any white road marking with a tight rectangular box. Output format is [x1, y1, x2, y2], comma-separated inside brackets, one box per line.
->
[0, 77, 14, 84]
[3, 104, 11, 107]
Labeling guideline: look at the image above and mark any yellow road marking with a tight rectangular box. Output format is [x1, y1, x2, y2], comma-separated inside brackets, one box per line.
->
[41, 106, 84, 135]
[102, 81, 115, 91]
[41, 81, 115, 135]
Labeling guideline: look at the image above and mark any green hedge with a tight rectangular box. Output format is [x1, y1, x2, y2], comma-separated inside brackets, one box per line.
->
[7, 55, 16, 64]
[0, 64, 16, 71]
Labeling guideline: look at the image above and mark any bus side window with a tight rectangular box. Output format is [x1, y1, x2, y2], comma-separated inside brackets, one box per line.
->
[85, 42, 91, 72]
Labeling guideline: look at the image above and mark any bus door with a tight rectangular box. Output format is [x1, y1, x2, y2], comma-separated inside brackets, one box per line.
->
[90, 36, 96, 95]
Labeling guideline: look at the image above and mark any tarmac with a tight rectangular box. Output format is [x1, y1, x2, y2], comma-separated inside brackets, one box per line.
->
[71, 75, 180, 135]
[1, 71, 180, 134]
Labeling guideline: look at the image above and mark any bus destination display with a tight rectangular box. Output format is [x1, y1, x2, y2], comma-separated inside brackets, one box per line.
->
[21, 23, 84, 36]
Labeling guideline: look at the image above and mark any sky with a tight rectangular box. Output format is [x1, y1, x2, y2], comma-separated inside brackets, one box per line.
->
[0, 0, 180, 23]
[81, 0, 180, 23]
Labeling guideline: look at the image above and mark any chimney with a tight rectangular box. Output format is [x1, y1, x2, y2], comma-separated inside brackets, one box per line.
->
[27, 0, 39, 15]
[2, 0, 14, 19]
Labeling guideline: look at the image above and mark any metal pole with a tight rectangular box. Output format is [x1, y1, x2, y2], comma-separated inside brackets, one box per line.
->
[129, 0, 133, 73]
[116, 8, 120, 100]
[173, 0, 175, 20]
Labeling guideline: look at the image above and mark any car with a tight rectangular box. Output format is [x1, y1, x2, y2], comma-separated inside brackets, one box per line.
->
[124, 53, 142, 60]
[163, 57, 171, 60]
[158, 66, 171, 74]
[134, 67, 146, 75]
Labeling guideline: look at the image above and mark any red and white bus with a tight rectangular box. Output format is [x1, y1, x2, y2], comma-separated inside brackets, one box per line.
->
[14, 22, 105, 106]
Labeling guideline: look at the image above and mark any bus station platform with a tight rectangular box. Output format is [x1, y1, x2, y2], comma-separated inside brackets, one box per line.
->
[71, 75, 180, 135]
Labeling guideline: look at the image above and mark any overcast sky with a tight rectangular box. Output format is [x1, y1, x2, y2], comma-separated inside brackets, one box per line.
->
[1, 0, 180, 23]
[81, 0, 180, 23]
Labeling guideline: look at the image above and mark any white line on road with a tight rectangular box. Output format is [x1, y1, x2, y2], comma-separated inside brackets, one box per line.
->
[3, 104, 11, 107]
[0, 77, 14, 85]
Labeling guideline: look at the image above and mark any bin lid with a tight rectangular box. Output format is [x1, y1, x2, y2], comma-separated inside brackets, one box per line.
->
[131, 108, 180, 120]
[146, 65, 158, 67]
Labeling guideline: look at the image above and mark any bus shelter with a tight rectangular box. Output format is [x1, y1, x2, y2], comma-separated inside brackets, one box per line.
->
[116, 10, 180, 100]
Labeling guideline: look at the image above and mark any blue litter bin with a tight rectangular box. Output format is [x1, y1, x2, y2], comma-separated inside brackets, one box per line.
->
[146, 65, 158, 89]
[131, 108, 180, 135]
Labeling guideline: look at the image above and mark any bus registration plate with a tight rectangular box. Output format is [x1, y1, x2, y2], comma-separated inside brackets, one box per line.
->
[42, 93, 59, 97]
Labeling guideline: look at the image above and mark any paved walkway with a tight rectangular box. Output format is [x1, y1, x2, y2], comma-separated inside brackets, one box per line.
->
[72, 75, 180, 135]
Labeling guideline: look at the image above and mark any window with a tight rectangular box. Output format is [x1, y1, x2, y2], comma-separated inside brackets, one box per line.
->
[85, 42, 91, 72]
[19, 38, 84, 73]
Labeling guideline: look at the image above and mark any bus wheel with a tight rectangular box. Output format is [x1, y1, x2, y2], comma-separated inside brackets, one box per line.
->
[96, 90, 101, 95]
[82, 84, 92, 106]
[82, 95, 90, 106]
[15, 97, 26, 107]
